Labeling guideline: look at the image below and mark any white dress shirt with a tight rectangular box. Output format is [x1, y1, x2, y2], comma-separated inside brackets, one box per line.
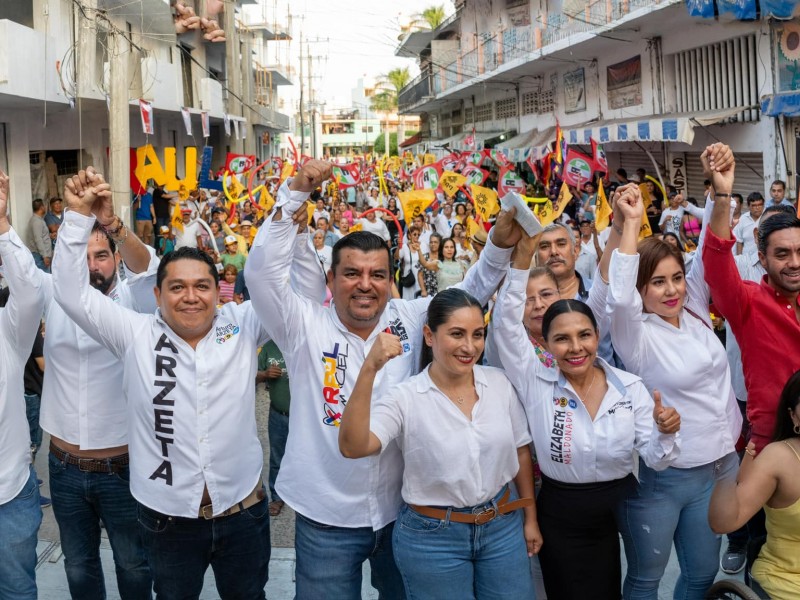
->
[40, 250, 159, 450]
[52, 211, 325, 518]
[173, 220, 201, 250]
[726, 253, 766, 401]
[0, 228, 45, 504]
[492, 268, 679, 483]
[606, 250, 741, 467]
[433, 212, 456, 238]
[244, 181, 513, 530]
[371, 365, 531, 507]
[732, 211, 758, 256]
[357, 217, 391, 242]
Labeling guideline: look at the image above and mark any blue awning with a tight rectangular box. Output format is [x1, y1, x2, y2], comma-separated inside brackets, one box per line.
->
[761, 92, 800, 117]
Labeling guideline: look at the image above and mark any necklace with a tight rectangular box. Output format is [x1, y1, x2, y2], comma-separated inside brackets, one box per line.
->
[575, 368, 597, 402]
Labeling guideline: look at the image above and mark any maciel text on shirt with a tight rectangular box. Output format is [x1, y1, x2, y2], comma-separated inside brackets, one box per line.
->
[150, 333, 178, 486]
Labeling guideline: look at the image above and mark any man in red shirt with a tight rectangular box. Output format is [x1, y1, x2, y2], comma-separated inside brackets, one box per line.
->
[703, 145, 800, 453]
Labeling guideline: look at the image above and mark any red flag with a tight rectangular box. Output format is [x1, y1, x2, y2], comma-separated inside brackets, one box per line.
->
[332, 163, 361, 187]
[412, 162, 443, 190]
[563, 149, 595, 187]
[591, 139, 608, 174]
[497, 166, 526, 196]
[461, 165, 489, 186]
[440, 153, 460, 173]
[483, 148, 512, 167]
[554, 121, 565, 166]
[225, 153, 257, 174]
[464, 127, 476, 150]
[541, 152, 553, 185]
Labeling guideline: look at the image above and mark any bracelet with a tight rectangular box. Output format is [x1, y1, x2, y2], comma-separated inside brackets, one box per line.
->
[110, 225, 128, 246]
[612, 222, 623, 236]
[714, 193, 731, 198]
[102, 217, 124, 235]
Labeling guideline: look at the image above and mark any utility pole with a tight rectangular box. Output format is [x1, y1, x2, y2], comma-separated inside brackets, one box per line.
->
[109, 29, 130, 223]
[299, 29, 305, 156]
[307, 44, 315, 158]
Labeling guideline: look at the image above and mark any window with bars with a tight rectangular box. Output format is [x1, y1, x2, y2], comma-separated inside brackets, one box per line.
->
[521, 91, 537, 115]
[521, 90, 555, 115]
[475, 103, 493, 121]
[671, 34, 759, 122]
[464, 107, 474, 122]
[495, 97, 518, 119]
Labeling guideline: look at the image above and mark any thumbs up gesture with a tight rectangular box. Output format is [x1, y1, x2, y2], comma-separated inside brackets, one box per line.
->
[652, 390, 681, 434]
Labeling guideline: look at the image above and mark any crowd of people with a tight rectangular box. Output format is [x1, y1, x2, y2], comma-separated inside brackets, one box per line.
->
[0, 141, 799, 600]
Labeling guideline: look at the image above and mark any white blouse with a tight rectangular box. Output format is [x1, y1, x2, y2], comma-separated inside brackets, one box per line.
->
[492, 268, 680, 484]
[370, 365, 531, 507]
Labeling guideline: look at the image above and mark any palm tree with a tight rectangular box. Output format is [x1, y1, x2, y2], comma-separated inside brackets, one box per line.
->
[370, 67, 412, 155]
[409, 5, 447, 31]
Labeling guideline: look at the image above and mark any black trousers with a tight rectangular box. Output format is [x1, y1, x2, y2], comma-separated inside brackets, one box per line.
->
[537, 473, 635, 600]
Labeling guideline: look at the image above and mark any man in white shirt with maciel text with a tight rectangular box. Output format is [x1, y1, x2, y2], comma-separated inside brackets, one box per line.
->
[246, 159, 522, 599]
[52, 167, 325, 599]
[0, 170, 46, 600]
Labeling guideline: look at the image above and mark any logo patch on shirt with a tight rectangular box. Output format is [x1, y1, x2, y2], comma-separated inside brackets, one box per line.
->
[607, 399, 633, 415]
[385, 318, 411, 354]
[321, 342, 349, 427]
[553, 396, 569, 408]
[215, 324, 240, 344]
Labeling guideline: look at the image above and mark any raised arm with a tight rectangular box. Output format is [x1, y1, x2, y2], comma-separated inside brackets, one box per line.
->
[454, 209, 516, 305]
[338, 333, 402, 459]
[52, 169, 145, 359]
[606, 186, 648, 372]
[0, 170, 45, 358]
[245, 160, 331, 352]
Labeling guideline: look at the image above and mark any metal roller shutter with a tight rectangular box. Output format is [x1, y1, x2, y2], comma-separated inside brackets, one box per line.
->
[685, 152, 764, 204]
[611, 151, 668, 185]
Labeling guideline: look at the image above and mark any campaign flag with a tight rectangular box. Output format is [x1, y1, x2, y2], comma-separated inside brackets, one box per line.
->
[685, 0, 715, 17]
[171, 202, 184, 232]
[223, 114, 231, 136]
[440, 171, 468, 198]
[497, 167, 526, 197]
[484, 148, 512, 167]
[595, 180, 612, 232]
[470, 184, 500, 221]
[232, 119, 240, 140]
[464, 128, 476, 149]
[331, 163, 361, 188]
[257, 186, 275, 214]
[225, 153, 256, 175]
[591, 138, 608, 173]
[412, 163, 443, 190]
[550, 182, 573, 223]
[534, 199, 556, 226]
[398, 189, 436, 220]
[563, 149, 594, 187]
[201, 111, 210, 138]
[554, 122, 565, 165]
[279, 161, 294, 185]
[717, 0, 757, 20]
[464, 150, 484, 166]
[440, 153, 460, 172]
[639, 218, 653, 240]
[181, 107, 192, 136]
[423, 153, 437, 166]
[461, 164, 489, 186]
[139, 99, 154, 135]
[762, 0, 797, 18]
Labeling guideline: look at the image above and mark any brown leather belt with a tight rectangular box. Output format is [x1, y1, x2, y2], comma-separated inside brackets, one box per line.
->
[409, 487, 534, 526]
[198, 484, 266, 520]
[50, 442, 129, 474]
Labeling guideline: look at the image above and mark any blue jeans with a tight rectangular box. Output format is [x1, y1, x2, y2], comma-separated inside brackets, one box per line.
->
[618, 453, 739, 600]
[23, 394, 42, 457]
[49, 451, 152, 600]
[32, 252, 50, 273]
[267, 408, 289, 502]
[137, 493, 271, 600]
[0, 466, 42, 600]
[294, 513, 405, 600]
[392, 487, 534, 600]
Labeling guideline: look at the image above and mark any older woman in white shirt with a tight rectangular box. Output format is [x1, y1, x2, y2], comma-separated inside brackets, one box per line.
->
[491, 230, 681, 600]
[339, 288, 539, 600]
[605, 163, 741, 600]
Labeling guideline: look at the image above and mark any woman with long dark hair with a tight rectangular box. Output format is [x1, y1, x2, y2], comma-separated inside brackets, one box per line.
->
[417, 237, 467, 291]
[338, 288, 539, 599]
[709, 370, 800, 600]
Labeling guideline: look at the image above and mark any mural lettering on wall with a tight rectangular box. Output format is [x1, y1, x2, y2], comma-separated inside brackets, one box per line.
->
[131, 145, 198, 192]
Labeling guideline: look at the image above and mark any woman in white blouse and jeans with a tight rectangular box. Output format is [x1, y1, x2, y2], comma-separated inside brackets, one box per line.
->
[491, 227, 682, 599]
[605, 153, 741, 599]
[339, 288, 539, 599]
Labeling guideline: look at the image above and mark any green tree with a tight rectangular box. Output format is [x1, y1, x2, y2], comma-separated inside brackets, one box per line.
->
[371, 67, 412, 154]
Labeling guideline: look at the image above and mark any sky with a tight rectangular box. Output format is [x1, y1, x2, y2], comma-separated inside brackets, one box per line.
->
[245, 0, 455, 111]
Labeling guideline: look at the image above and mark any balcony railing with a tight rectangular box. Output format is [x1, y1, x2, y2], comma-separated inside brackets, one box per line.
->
[397, 0, 677, 105]
[398, 68, 433, 112]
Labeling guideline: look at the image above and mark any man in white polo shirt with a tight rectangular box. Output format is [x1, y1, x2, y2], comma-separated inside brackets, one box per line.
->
[246, 159, 522, 599]
[0, 170, 46, 600]
[52, 167, 325, 599]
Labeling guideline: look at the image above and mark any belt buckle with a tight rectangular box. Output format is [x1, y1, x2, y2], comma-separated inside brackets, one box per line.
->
[199, 504, 215, 520]
[474, 507, 497, 525]
[77, 458, 97, 472]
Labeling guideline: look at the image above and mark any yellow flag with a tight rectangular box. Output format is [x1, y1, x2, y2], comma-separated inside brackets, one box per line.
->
[398, 189, 436, 221]
[639, 183, 653, 211]
[639, 218, 653, 240]
[470, 184, 500, 222]
[523, 195, 549, 205]
[440, 171, 468, 198]
[595, 180, 612, 232]
[306, 201, 315, 225]
[171, 202, 184, 233]
[465, 216, 481, 239]
[423, 153, 436, 166]
[549, 182, 573, 224]
[350, 222, 363, 232]
[280, 161, 294, 185]
[257, 187, 275, 214]
[535, 200, 556, 225]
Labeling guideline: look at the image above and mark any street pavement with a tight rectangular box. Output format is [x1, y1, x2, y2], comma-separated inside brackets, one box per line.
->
[33, 388, 742, 599]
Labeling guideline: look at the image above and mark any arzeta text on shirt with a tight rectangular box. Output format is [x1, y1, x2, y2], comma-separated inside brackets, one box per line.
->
[150, 333, 178, 485]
